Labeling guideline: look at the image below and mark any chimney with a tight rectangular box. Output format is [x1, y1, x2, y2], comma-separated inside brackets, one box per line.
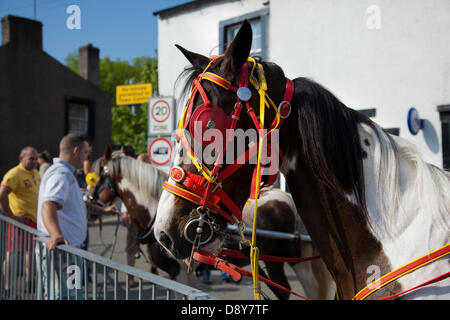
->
[1, 15, 42, 51]
[78, 43, 99, 85]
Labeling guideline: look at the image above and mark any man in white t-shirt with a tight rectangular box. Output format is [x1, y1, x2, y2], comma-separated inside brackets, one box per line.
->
[37, 133, 91, 249]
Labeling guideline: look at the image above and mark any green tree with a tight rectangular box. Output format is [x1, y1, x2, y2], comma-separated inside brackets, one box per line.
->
[64, 52, 158, 154]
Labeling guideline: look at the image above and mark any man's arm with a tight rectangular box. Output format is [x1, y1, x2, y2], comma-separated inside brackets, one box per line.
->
[41, 200, 68, 250]
[0, 185, 29, 223]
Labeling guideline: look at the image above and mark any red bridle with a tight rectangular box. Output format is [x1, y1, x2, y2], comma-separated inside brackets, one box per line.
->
[162, 56, 294, 231]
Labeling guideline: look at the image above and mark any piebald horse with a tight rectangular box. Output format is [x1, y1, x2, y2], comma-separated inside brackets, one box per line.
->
[153, 20, 449, 299]
[89, 146, 185, 282]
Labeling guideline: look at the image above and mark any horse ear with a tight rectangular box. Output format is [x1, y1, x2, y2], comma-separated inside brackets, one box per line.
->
[175, 44, 210, 69]
[103, 144, 112, 162]
[222, 20, 253, 74]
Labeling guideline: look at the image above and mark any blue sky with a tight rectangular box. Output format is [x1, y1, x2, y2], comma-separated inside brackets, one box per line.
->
[0, 0, 190, 64]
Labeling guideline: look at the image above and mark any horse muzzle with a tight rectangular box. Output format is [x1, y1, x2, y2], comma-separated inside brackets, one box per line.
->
[183, 207, 222, 247]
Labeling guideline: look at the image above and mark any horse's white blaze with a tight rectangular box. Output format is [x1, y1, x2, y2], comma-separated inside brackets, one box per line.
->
[154, 189, 177, 240]
[358, 123, 450, 299]
[154, 141, 183, 242]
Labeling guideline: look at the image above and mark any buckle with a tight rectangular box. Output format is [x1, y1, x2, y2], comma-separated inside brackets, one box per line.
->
[170, 166, 186, 183]
[278, 101, 291, 119]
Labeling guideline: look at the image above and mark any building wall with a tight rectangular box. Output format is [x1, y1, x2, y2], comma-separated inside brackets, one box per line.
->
[156, 0, 450, 168]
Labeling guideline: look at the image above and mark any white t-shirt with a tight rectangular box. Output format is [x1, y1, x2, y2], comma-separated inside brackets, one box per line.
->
[37, 158, 87, 247]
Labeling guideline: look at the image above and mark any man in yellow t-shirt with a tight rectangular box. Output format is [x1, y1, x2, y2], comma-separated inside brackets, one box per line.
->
[0, 146, 40, 293]
[1, 146, 40, 223]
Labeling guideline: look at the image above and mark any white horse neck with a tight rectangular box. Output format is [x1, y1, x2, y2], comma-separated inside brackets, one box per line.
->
[358, 123, 449, 299]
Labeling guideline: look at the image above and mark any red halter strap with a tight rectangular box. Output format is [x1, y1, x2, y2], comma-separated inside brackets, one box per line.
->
[164, 57, 294, 225]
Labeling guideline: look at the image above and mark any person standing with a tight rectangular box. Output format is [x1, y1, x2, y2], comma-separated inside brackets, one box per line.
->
[37, 150, 52, 177]
[36, 134, 90, 299]
[37, 134, 90, 250]
[0, 146, 40, 294]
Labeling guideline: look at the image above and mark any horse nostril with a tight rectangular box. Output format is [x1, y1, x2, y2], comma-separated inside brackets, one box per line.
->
[158, 231, 173, 251]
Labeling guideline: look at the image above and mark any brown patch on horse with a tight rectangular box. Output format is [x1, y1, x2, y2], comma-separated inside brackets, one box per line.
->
[282, 128, 401, 300]
[119, 188, 151, 230]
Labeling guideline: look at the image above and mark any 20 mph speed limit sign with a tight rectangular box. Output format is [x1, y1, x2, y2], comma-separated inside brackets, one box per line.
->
[148, 97, 175, 135]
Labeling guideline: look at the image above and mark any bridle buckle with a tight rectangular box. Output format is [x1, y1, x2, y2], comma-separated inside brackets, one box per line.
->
[170, 166, 186, 183]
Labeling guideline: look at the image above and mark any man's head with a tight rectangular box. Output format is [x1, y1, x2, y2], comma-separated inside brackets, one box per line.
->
[19, 147, 38, 171]
[136, 153, 151, 164]
[59, 134, 90, 170]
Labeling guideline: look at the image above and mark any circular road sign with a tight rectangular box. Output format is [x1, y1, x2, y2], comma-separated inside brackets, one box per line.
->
[151, 99, 171, 123]
[148, 137, 173, 166]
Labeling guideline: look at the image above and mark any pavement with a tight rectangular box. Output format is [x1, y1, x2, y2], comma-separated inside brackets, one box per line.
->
[87, 215, 308, 300]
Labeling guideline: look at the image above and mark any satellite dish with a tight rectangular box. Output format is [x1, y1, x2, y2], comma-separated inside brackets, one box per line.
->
[407, 107, 423, 135]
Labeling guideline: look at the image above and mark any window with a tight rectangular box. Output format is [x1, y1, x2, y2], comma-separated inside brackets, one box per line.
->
[438, 105, 450, 171]
[219, 9, 268, 59]
[65, 97, 95, 139]
[68, 103, 89, 135]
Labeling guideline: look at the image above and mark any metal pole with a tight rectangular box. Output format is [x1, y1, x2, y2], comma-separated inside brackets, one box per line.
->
[226, 224, 312, 242]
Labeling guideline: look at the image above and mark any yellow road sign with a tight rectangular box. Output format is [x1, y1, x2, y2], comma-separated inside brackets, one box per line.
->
[116, 83, 152, 105]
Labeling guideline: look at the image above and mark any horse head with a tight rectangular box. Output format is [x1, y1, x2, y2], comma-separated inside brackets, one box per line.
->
[154, 20, 292, 259]
[88, 144, 119, 208]
[88, 145, 153, 232]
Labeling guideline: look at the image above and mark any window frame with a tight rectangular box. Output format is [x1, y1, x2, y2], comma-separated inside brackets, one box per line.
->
[438, 105, 450, 170]
[64, 96, 96, 140]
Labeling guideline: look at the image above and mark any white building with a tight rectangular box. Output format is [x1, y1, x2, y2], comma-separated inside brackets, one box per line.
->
[154, 0, 450, 170]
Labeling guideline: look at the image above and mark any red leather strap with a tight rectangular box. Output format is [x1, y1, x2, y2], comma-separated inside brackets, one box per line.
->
[269, 78, 294, 130]
[199, 72, 238, 92]
[354, 244, 450, 300]
[376, 272, 450, 300]
[218, 248, 321, 264]
[193, 250, 311, 300]
[162, 182, 235, 224]
[168, 167, 243, 221]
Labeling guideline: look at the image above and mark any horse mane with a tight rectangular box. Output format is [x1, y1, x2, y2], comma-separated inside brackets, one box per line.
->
[175, 66, 202, 118]
[94, 155, 168, 202]
[372, 131, 450, 237]
[292, 77, 375, 213]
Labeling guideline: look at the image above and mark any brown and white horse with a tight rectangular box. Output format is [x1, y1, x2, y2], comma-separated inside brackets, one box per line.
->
[89, 146, 185, 282]
[154, 21, 449, 300]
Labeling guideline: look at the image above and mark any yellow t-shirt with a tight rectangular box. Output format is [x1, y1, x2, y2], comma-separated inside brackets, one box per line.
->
[1, 163, 41, 222]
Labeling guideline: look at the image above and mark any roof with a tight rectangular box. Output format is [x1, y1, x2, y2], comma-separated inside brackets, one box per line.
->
[153, 0, 227, 17]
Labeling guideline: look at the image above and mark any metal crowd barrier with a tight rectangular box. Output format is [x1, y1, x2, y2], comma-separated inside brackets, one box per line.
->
[0, 213, 215, 300]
